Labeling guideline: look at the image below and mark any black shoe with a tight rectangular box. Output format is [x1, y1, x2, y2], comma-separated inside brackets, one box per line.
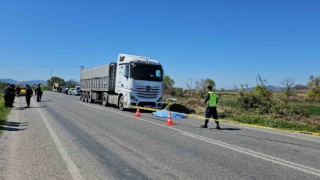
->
[200, 125, 208, 128]
[216, 126, 221, 130]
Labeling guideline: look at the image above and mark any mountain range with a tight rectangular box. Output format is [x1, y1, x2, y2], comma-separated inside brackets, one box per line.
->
[0, 79, 47, 86]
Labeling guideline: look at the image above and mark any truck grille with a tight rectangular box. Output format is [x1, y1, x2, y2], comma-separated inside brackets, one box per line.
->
[135, 86, 160, 99]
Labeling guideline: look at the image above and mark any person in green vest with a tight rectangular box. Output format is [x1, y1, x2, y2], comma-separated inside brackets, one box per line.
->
[200, 85, 221, 129]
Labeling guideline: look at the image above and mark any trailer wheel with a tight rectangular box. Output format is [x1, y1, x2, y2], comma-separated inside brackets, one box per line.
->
[102, 93, 108, 106]
[82, 92, 86, 102]
[88, 92, 94, 103]
[118, 95, 125, 111]
[80, 92, 83, 101]
[84, 93, 88, 102]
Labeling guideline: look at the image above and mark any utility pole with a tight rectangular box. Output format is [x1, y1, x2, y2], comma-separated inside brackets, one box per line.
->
[51, 69, 52, 90]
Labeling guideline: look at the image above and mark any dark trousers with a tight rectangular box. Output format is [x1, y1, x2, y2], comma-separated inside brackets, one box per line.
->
[7, 96, 14, 107]
[26, 96, 31, 107]
[37, 91, 42, 102]
[4, 96, 9, 107]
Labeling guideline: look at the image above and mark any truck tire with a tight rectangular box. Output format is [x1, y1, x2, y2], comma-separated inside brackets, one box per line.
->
[80, 92, 83, 101]
[88, 92, 93, 103]
[82, 92, 86, 102]
[118, 95, 125, 111]
[84, 93, 88, 102]
[102, 93, 108, 106]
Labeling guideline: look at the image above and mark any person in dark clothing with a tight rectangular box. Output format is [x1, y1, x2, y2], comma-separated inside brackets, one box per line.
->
[3, 83, 10, 108]
[36, 84, 42, 102]
[8, 84, 15, 108]
[16, 85, 21, 97]
[200, 85, 221, 129]
[25, 84, 33, 108]
[33, 84, 37, 95]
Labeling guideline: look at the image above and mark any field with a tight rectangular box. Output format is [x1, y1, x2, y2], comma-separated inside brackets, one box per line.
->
[164, 92, 320, 134]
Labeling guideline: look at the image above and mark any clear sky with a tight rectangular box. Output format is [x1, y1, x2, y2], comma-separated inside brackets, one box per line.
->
[1, 0, 319, 89]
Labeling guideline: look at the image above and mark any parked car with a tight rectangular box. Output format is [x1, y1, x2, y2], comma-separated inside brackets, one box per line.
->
[19, 86, 27, 96]
[166, 98, 178, 102]
[68, 88, 75, 95]
[61, 87, 70, 94]
[71, 87, 81, 96]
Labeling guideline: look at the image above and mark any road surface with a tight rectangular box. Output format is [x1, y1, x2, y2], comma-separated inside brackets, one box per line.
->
[1, 92, 320, 180]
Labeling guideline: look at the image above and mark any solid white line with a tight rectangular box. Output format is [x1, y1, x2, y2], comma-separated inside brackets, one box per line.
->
[37, 108, 84, 180]
[79, 102, 320, 178]
[179, 131, 320, 177]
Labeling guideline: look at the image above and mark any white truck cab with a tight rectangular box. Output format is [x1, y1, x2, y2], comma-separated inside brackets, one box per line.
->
[115, 54, 163, 110]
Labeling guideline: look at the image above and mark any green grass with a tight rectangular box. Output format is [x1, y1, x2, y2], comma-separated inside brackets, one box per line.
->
[299, 105, 320, 116]
[0, 94, 11, 136]
[231, 114, 320, 133]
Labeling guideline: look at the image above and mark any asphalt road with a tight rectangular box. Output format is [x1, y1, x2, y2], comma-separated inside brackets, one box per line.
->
[1, 92, 320, 180]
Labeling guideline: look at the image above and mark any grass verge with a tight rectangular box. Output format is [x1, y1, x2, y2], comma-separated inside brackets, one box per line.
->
[231, 114, 320, 133]
[0, 94, 11, 136]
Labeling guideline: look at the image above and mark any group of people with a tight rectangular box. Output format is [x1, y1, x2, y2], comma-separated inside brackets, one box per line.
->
[3, 83, 44, 108]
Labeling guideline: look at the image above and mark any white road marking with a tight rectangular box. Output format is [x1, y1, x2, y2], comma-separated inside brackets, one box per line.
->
[79, 102, 320, 177]
[37, 108, 84, 180]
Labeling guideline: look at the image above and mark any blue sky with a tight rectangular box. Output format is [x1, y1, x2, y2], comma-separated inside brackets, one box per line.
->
[0, 0, 319, 89]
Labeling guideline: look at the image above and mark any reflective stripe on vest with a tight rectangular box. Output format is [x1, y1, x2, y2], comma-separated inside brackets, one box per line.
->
[208, 91, 217, 107]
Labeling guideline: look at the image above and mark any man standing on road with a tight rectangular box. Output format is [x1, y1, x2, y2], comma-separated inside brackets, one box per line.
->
[16, 85, 21, 97]
[25, 84, 33, 108]
[3, 83, 10, 108]
[200, 85, 221, 129]
[36, 83, 43, 102]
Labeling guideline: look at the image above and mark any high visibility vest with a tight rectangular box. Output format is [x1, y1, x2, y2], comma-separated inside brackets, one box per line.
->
[40, 85, 45, 92]
[207, 91, 218, 107]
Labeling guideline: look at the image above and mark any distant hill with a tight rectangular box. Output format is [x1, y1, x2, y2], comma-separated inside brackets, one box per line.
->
[0, 79, 47, 86]
[0, 79, 17, 84]
[18, 80, 47, 86]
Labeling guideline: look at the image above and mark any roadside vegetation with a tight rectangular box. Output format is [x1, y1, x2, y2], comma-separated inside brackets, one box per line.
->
[163, 75, 320, 134]
[0, 82, 11, 135]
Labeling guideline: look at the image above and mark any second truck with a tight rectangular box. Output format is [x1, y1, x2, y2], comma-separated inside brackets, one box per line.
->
[80, 54, 164, 110]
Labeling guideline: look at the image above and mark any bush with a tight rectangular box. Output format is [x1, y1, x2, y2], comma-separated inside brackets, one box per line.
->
[306, 87, 320, 101]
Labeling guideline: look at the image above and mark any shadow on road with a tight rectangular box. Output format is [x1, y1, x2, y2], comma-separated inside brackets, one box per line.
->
[0, 121, 28, 132]
[209, 127, 242, 131]
[11, 106, 47, 111]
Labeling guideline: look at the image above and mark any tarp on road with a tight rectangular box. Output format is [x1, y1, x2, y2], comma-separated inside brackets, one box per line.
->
[152, 110, 187, 119]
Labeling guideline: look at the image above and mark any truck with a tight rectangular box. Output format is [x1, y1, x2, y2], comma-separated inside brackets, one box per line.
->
[80, 54, 164, 110]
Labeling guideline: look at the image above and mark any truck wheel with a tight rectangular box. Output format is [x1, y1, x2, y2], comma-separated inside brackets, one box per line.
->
[88, 92, 93, 103]
[102, 93, 108, 106]
[84, 93, 89, 102]
[82, 92, 86, 102]
[80, 93, 83, 101]
[118, 95, 125, 111]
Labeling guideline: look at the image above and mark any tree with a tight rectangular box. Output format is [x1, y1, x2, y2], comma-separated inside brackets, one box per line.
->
[65, 79, 79, 88]
[195, 78, 216, 97]
[294, 84, 308, 93]
[281, 78, 295, 98]
[163, 75, 175, 94]
[307, 75, 320, 100]
[47, 76, 65, 88]
[172, 87, 184, 97]
[308, 75, 320, 88]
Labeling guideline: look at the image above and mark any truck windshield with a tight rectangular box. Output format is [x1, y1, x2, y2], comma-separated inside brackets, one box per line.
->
[130, 63, 163, 82]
